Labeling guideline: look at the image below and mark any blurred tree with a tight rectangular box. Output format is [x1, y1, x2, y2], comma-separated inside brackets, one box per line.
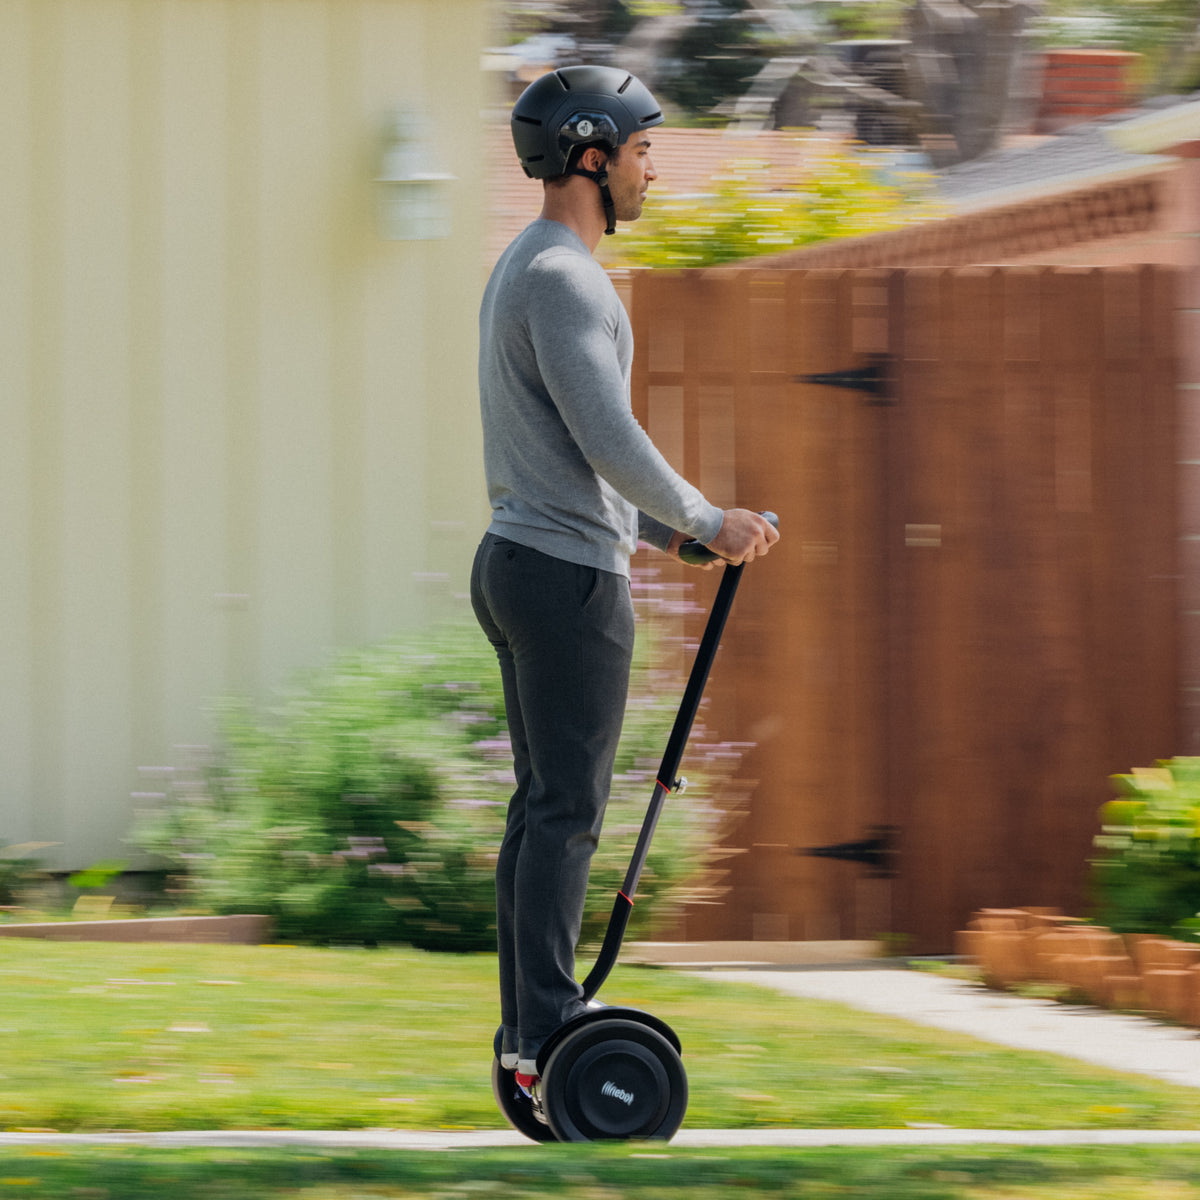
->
[501, 0, 777, 121]
[1038, 0, 1200, 94]
[656, 1, 769, 119]
[503, 0, 639, 46]
[498, 0, 1200, 161]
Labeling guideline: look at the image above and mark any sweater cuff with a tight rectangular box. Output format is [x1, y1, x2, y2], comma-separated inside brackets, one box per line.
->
[637, 511, 674, 553]
[692, 504, 725, 546]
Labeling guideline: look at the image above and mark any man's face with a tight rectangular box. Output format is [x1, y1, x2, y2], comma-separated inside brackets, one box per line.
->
[606, 130, 657, 223]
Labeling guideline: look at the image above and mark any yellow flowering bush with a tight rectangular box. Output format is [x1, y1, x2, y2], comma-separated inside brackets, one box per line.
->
[605, 143, 943, 269]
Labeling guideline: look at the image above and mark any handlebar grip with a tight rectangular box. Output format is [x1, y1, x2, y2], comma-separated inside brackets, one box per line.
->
[678, 511, 779, 567]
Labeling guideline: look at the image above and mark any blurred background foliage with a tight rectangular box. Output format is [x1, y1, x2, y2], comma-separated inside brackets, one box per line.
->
[498, 0, 1200, 125]
[0, 841, 57, 909]
[1092, 758, 1200, 942]
[1035, 0, 1200, 92]
[130, 577, 746, 951]
[604, 145, 944, 268]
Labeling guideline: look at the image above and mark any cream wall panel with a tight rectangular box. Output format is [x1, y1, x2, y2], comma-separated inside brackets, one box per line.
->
[349, 5, 484, 635]
[421, 1, 490, 593]
[0, 1, 36, 845]
[57, 3, 137, 855]
[360, 252, 431, 632]
[1, 0, 490, 867]
[22, 0, 70, 853]
[327, 3, 377, 646]
[349, 0, 452, 644]
[126, 8, 168, 789]
[255, 0, 341, 682]
[158, 2, 235, 746]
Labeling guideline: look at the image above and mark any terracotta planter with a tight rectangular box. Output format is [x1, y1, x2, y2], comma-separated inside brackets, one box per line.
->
[959, 907, 1200, 1025]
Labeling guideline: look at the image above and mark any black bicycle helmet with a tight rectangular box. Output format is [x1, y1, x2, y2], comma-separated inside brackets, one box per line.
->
[511, 65, 664, 234]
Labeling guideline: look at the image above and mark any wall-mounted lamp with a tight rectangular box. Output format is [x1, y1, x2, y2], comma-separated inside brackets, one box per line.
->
[375, 109, 454, 241]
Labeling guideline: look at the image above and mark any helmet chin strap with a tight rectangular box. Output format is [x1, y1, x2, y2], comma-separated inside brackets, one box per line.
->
[568, 166, 617, 236]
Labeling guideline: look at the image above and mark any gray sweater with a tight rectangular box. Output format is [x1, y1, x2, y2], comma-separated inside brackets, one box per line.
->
[478, 219, 724, 577]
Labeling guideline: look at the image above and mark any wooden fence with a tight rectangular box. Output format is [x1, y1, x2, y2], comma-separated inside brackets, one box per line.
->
[627, 265, 1179, 954]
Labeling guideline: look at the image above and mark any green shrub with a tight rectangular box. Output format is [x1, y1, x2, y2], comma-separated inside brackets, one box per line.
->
[133, 576, 745, 951]
[1092, 757, 1200, 941]
[604, 146, 943, 270]
[0, 841, 57, 912]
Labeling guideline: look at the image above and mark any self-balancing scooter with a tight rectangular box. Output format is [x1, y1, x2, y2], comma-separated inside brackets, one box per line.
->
[491, 515, 777, 1143]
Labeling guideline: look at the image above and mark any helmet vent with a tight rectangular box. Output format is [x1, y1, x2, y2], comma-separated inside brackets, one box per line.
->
[640, 111, 662, 124]
[617, 75, 632, 94]
[556, 70, 572, 89]
[514, 114, 541, 127]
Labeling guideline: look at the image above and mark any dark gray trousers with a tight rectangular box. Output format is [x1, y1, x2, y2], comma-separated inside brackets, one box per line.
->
[470, 533, 635, 1065]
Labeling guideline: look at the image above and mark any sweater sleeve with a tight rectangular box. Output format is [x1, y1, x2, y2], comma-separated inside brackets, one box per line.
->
[638, 510, 675, 552]
[526, 250, 724, 545]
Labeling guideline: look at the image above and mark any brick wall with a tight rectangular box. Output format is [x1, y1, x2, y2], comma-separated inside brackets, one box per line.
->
[1038, 50, 1141, 133]
[752, 168, 1177, 271]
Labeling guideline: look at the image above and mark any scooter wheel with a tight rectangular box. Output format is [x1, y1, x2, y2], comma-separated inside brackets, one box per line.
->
[491, 1057, 557, 1143]
[540, 1017, 687, 1142]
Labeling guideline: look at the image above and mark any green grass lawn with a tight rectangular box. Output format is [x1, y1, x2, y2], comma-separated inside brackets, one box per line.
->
[2, 1145, 1200, 1199]
[3, 940, 1200, 1136]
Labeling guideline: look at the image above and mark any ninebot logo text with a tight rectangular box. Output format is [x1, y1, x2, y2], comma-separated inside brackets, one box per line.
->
[601, 1080, 634, 1106]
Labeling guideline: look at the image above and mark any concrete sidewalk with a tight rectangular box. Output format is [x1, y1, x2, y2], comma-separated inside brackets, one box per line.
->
[712, 967, 1200, 1091]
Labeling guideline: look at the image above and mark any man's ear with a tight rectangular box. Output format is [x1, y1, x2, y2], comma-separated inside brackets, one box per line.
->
[577, 145, 609, 175]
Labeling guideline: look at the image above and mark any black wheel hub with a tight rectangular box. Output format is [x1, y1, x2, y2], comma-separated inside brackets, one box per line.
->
[540, 1015, 687, 1142]
[564, 1037, 670, 1137]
